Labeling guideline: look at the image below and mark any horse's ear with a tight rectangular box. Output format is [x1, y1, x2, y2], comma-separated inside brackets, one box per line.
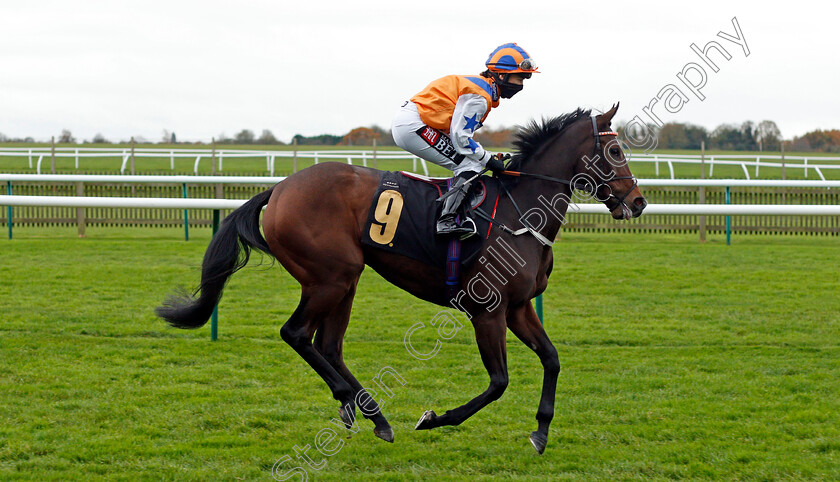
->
[600, 102, 620, 125]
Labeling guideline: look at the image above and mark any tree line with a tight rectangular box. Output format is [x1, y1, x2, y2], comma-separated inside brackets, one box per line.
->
[618, 120, 787, 151]
[2, 121, 839, 153]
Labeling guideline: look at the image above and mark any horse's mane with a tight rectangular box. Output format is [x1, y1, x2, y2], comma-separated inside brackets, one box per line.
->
[507, 108, 592, 171]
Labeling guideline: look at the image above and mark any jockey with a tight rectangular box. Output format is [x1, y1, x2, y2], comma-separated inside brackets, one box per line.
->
[391, 42, 538, 237]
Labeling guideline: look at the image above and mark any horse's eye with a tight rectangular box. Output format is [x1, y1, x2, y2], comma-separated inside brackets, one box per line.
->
[609, 147, 621, 157]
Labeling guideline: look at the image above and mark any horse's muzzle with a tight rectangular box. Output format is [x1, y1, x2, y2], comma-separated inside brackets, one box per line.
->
[630, 197, 647, 218]
[610, 196, 647, 220]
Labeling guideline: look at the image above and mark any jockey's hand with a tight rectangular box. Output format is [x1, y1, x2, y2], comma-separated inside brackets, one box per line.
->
[486, 152, 510, 173]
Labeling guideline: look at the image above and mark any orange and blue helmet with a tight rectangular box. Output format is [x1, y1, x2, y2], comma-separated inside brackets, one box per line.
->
[485, 43, 539, 74]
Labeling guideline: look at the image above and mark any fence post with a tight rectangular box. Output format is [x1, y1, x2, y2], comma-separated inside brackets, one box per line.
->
[51, 137, 56, 174]
[210, 209, 221, 341]
[699, 141, 706, 242]
[373, 138, 378, 170]
[293, 137, 298, 173]
[130, 137, 135, 175]
[214, 145, 223, 212]
[182, 183, 189, 241]
[75, 182, 86, 238]
[211, 138, 216, 175]
[780, 141, 786, 180]
[6, 181, 12, 240]
[725, 186, 731, 246]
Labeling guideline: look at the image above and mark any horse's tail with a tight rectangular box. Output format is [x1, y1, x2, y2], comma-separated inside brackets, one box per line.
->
[155, 188, 275, 329]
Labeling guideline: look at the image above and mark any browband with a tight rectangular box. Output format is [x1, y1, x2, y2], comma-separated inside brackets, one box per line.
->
[590, 115, 618, 152]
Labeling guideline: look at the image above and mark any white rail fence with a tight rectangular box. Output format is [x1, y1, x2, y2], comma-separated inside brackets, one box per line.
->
[638, 154, 840, 181]
[0, 147, 432, 176]
[2, 175, 838, 228]
[2, 147, 840, 179]
[3, 195, 839, 216]
[3, 174, 839, 188]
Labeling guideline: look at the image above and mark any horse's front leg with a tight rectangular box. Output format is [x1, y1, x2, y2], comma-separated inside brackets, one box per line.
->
[507, 300, 560, 454]
[415, 313, 508, 430]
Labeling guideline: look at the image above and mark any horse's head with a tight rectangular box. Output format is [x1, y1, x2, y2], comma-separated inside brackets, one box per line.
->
[570, 103, 647, 219]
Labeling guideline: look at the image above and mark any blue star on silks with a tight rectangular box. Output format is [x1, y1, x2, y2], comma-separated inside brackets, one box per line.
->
[463, 113, 482, 133]
[467, 138, 480, 153]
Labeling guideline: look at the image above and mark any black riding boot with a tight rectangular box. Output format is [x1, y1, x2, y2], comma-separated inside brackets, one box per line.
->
[436, 176, 476, 238]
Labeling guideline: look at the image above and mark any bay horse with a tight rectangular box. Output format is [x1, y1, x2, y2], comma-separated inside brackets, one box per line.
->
[156, 103, 646, 454]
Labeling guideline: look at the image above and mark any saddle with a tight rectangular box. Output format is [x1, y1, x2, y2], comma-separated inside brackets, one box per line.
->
[361, 171, 500, 275]
[405, 172, 489, 213]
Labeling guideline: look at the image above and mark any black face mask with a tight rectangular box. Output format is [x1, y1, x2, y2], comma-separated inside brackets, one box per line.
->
[498, 82, 523, 99]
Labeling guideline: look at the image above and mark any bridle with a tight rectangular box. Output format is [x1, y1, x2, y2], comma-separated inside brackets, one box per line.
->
[476, 114, 640, 245]
[499, 115, 638, 210]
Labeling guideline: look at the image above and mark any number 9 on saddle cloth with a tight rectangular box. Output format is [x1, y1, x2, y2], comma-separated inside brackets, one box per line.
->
[361, 171, 498, 272]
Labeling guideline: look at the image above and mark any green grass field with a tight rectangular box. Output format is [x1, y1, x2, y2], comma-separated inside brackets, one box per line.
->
[1, 227, 839, 480]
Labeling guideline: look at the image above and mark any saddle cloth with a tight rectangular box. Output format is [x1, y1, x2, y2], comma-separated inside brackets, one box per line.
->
[361, 171, 499, 269]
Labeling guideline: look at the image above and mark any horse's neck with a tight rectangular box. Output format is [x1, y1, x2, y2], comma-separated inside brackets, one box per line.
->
[504, 147, 577, 243]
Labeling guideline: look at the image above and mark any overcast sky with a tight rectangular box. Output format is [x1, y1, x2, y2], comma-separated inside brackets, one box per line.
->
[1, 0, 837, 143]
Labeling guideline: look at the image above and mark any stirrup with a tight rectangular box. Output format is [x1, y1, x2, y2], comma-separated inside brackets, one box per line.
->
[436, 216, 473, 237]
[435, 217, 478, 239]
[458, 218, 478, 240]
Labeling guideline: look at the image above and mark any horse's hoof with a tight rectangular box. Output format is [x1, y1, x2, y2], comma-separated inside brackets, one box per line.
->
[529, 431, 547, 455]
[414, 410, 437, 430]
[338, 406, 355, 429]
[374, 426, 394, 443]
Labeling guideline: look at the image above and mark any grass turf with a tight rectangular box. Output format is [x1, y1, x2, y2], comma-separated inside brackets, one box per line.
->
[1, 227, 839, 480]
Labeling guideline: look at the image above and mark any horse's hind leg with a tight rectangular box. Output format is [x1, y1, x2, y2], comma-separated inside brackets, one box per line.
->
[280, 285, 358, 422]
[506, 301, 560, 455]
[313, 283, 394, 443]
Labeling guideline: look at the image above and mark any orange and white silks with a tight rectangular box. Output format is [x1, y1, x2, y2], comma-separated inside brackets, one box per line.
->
[411, 75, 500, 132]
[397, 74, 500, 172]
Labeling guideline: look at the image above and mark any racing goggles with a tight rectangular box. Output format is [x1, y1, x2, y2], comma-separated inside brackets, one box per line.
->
[517, 58, 537, 71]
[488, 58, 538, 72]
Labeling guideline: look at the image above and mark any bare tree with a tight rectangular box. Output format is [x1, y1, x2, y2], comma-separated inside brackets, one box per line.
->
[258, 129, 279, 144]
[58, 129, 75, 143]
[234, 129, 255, 144]
[755, 120, 782, 151]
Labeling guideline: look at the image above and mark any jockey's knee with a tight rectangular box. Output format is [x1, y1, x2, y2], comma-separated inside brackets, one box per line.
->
[457, 170, 478, 181]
